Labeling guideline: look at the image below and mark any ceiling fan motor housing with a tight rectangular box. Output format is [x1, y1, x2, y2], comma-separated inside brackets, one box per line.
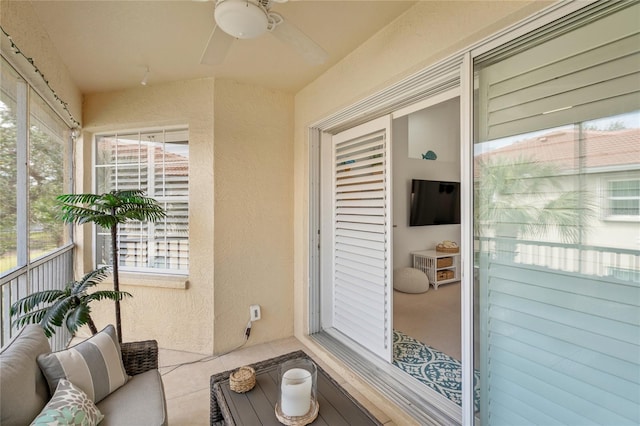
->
[215, 0, 270, 39]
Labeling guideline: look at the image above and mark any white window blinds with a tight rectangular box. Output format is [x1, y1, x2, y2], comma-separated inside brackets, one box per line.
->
[476, 1, 640, 142]
[474, 1, 640, 424]
[95, 128, 189, 273]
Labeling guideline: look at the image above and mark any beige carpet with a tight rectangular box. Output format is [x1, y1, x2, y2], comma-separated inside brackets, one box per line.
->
[393, 281, 461, 361]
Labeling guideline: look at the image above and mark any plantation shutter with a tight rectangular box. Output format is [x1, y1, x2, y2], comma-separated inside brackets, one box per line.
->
[476, 1, 640, 142]
[331, 115, 392, 362]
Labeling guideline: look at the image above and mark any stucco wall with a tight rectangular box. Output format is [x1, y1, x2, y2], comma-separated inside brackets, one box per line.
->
[292, 1, 552, 422]
[0, 0, 82, 124]
[213, 79, 294, 353]
[83, 79, 215, 353]
[74, 77, 295, 354]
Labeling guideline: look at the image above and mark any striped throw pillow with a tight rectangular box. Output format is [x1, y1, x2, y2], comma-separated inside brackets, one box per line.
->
[37, 325, 128, 403]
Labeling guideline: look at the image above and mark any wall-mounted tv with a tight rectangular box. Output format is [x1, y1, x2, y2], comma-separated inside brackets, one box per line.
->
[410, 179, 461, 226]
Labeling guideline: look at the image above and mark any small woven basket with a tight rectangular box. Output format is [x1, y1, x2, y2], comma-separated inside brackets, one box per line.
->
[437, 269, 455, 281]
[437, 257, 453, 268]
[436, 244, 459, 253]
[229, 366, 256, 393]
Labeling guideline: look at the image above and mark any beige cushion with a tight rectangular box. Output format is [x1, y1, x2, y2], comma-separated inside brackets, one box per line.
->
[393, 267, 430, 293]
[97, 369, 168, 426]
[0, 325, 51, 426]
[37, 325, 128, 403]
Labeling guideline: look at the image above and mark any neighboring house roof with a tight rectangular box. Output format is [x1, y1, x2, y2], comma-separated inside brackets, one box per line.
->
[98, 139, 189, 176]
[475, 127, 639, 173]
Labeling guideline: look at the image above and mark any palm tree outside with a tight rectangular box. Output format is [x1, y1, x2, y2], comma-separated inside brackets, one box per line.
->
[474, 155, 595, 262]
[56, 190, 166, 343]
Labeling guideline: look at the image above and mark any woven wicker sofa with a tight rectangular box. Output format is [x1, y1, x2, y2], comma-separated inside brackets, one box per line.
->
[0, 324, 168, 425]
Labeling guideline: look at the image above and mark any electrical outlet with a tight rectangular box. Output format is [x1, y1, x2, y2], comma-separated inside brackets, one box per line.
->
[250, 304, 261, 321]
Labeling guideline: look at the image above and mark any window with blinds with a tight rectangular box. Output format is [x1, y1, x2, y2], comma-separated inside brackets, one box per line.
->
[94, 128, 189, 274]
[473, 1, 639, 425]
[475, 1, 639, 143]
[606, 179, 640, 219]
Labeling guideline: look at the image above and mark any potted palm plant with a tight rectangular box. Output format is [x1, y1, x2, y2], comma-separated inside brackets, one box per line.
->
[10, 267, 130, 337]
[56, 189, 166, 343]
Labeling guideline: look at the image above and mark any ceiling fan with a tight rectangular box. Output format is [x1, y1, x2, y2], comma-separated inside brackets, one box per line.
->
[200, 0, 329, 66]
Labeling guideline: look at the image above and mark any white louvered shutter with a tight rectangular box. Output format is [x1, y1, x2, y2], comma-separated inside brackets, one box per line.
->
[331, 115, 392, 362]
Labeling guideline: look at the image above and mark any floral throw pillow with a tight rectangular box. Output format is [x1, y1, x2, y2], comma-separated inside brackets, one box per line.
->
[30, 379, 104, 426]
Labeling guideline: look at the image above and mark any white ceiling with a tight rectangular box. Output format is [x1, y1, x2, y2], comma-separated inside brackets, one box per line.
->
[29, 0, 416, 94]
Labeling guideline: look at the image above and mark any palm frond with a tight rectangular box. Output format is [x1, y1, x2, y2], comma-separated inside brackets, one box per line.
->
[41, 322, 58, 338]
[65, 304, 92, 334]
[56, 193, 101, 205]
[99, 192, 124, 207]
[530, 190, 592, 243]
[74, 266, 112, 293]
[58, 203, 105, 217]
[58, 190, 166, 230]
[12, 307, 50, 331]
[113, 189, 146, 198]
[121, 207, 166, 222]
[58, 205, 119, 227]
[41, 298, 76, 331]
[120, 197, 159, 207]
[86, 290, 132, 302]
[474, 154, 597, 243]
[10, 290, 65, 316]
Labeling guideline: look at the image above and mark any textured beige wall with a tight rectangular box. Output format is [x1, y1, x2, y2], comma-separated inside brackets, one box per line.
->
[0, 0, 82, 123]
[292, 1, 552, 422]
[75, 78, 295, 354]
[213, 79, 294, 353]
[83, 79, 215, 353]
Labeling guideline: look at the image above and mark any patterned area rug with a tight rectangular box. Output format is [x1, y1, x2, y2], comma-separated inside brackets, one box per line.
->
[393, 330, 479, 411]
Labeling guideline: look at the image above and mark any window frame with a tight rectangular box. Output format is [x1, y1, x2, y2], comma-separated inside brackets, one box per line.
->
[92, 126, 190, 276]
[0, 55, 75, 349]
[604, 178, 640, 222]
[0, 56, 74, 277]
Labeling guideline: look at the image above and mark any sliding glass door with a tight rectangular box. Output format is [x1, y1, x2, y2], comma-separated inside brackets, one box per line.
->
[473, 2, 640, 424]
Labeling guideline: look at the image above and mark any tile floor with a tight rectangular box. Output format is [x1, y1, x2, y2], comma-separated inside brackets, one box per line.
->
[160, 337, 394, 425]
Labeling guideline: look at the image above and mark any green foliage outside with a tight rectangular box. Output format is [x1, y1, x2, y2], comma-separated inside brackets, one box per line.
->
[0, 105, 67, 273]
[474, 155, 596, 261]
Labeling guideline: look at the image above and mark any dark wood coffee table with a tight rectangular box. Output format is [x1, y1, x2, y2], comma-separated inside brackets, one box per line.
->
[210, 350, 382, 425]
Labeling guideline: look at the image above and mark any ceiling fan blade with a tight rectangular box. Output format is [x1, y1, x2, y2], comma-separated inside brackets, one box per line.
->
[200, 25, 234, 65]
[270, 16, 328, 66]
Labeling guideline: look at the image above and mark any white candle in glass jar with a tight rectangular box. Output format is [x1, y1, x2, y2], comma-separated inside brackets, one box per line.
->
[280, 368, 312, 417]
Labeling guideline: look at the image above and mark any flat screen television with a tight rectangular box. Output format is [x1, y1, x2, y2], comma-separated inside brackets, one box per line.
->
[410, 179, 461, 226]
